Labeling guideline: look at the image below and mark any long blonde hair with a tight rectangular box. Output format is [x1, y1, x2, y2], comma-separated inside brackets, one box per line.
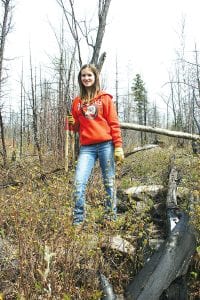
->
[78, 64, 100, 100]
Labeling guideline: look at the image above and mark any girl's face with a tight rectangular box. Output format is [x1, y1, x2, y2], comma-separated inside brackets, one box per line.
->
[81, 67, 95, 88]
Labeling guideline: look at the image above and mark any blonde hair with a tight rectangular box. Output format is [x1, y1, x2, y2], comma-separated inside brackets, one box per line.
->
[78, 64, 100, 100]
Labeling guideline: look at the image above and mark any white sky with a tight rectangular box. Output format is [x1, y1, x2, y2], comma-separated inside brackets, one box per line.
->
[5, 0, 200, 112]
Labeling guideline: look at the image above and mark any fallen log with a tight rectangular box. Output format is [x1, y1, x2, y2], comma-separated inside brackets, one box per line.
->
[124, 144, 159, 158]
[117, 185, 165, 213]
[125, 211, 196, 300]
[120, 122, 200, 141]
[124, 160, 197, 300]
[123, 185, 164, 200]
[118, 185, 190, 203]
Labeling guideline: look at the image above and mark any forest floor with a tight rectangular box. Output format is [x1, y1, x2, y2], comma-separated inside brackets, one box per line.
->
[0, 139, 200, 299]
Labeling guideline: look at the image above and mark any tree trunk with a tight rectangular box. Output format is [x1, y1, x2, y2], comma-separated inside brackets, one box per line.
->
[57, 0, 112, 71]
[29, 52, 43, 168]
[0, 108, 7, 166]
[120, 122, 200, 141]
[0, 0, 13, 167]
[91, 0, 112, 70]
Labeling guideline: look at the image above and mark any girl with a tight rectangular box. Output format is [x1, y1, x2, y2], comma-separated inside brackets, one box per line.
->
[68, 64, 124, 225]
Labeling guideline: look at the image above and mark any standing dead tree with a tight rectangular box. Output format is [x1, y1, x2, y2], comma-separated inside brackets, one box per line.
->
[56, 0, 112, 71]
[50, 20, 77, 165]
[28, 52, 43, 169]
[0, 0, 13, 167]
[192, 44, 200, 134]
[90, 0, 111, 71]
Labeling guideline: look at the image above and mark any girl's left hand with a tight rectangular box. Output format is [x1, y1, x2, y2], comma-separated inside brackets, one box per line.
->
[114, 147, 124, 162]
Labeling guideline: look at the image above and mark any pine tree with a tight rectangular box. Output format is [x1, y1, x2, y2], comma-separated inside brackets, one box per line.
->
[131, 74, 148, 144]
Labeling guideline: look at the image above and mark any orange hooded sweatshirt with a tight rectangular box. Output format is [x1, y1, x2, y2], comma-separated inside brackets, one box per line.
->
[71, 91, 122, 147]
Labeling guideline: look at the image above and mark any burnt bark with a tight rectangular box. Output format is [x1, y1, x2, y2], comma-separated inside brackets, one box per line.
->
[125, 163, 197, 300]
[125, 212, 196, 300]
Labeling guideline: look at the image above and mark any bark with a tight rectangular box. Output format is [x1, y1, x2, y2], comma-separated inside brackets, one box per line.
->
[123, 185, 164, 200]
[166, 166, 178, 208]
[0, 108, 7, 166]
[29, 52, 43, 168]
[125, 212, 196, 300]
[120, 122, 200, 141]
[91, 0, 112, 70]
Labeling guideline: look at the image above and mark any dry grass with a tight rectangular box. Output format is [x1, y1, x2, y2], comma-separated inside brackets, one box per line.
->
[0, 143, 199, 299]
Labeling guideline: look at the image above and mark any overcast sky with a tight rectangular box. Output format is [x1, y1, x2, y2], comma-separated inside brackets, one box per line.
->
[6, 0, 200, 111]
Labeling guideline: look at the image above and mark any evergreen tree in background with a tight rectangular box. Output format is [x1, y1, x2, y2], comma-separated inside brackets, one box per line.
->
[131, 74, 148, 145]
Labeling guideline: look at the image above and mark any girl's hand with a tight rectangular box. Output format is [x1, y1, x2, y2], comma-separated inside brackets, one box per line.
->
[67, 115, 75, 125]
[114, 147, 124, 162]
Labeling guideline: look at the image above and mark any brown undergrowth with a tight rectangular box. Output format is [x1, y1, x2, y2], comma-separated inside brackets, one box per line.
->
[0, 143, 199, 299]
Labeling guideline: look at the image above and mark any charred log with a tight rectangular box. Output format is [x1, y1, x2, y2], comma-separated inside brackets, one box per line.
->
[124, 161, 197, 300]
[125, 212, 196, 300]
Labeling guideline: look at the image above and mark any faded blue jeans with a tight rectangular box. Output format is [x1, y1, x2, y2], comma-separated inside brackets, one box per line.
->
[73, 141, 117, 224]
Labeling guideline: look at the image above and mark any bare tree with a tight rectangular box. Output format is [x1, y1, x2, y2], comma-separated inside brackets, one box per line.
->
[164, 18, 200, 135]
[29, 52, 43, 168]
[19, 61, 24, 158]
[50, 20, 77, 165]
[192, 44, 200, 134]
[0, 0, 13, 167]
[56, 0, 112, 71]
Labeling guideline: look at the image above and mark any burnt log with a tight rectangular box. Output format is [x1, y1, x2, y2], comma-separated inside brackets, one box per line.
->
[124, 160, 197, 300]
[125, 211, 196, 300]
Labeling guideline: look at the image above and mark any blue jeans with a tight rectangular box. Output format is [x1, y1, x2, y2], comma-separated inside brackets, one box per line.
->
[73, 141, 117, 224]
